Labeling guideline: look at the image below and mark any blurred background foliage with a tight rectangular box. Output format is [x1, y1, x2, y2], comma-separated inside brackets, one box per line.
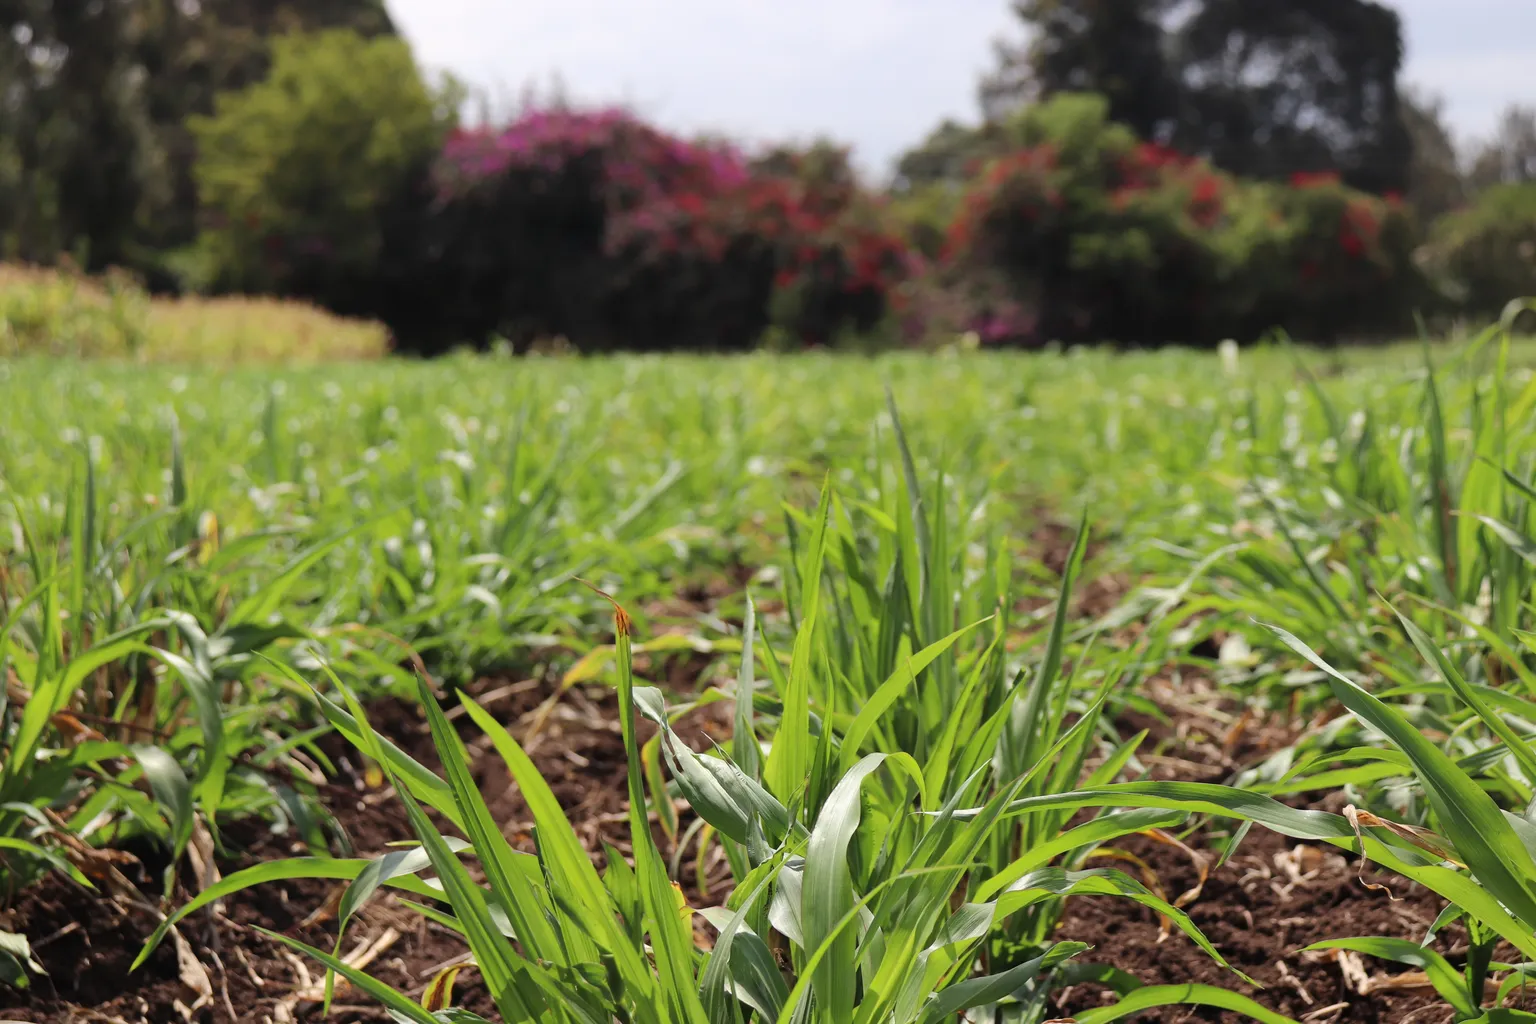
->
[1, 0, 1535, 355]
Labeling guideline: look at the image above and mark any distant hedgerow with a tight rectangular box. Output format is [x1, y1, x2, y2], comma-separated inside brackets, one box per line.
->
[391, 109, 915, 354]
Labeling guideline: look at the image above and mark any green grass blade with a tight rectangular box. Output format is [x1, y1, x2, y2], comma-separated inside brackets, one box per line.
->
[765, 475, 832, 803]
[1266, 623, 1536, 930]
[320, 666, 542, 1021]
[1389, 605, 1536, 784]
[974, 780, 1536, 960]
[886, 386, 932, 618]
[734, 595, 761, 780]
[254, 927, 441, 1024]
[130, 744, 193, 860]
[136, 858, 372, 968]
[698, 882, 787, 1022]
[1303, 937, 1477, 1018]
[0, 837, 92, 889]
[151, 636, 225, 786]
[992, 867, 1254, 984]
[839, 616, 990, 773]
[306, 688, 462, 829]
[460, 697, 643, 997]
[976, 808, 1186, 900]
[1422, 346, 1460, 596]
[1477, 514, 1536, 568]
[227, 522, 372, 626]
[4, 628, 160, 787]
[1075, 983, 1300, 1023]
[612, 613, 709, 1024]
[918, 942, 1084, 1024]
[804, 752, 889, 1021]
[390, 741, 544, 1020]
[415, 676, 564, 965]
[633, 688, 790, 846]
[998, 514, 1087, 780]
[337, 839, 476, 931]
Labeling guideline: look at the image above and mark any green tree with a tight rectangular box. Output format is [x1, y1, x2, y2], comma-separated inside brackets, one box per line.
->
[132, 0, 398, 263]
[0, 0, 397, 275]
[981, 0, 1180, 141]
[189, 29, 447, 294]
[0, 0, 164, 267]
[1174, 0, 1411, 194]
[893, 119, 1004, 190]
[983, 0, 1412, 194]
[1425, 183, 1536, 318]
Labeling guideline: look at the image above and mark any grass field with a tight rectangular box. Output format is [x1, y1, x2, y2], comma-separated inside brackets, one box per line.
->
[5, 317, 1536, 1022]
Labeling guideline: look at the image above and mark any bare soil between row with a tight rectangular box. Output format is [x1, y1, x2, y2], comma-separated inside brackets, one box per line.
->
[0, 537, 1508, 1023]
[3, 670, 1487, 1024]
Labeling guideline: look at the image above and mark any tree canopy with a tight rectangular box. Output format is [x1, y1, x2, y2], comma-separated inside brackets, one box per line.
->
[0, 0, 396, 276]
[189, 29, 445, 295]
[983, 0, 1412, 194]
[982, 0, 1181, 143]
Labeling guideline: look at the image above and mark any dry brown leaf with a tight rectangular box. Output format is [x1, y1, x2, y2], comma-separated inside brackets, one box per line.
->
[5, 665, 31, 706]
[49, 711, 106, 744]
[1359, 969, 1435, 995]
[187, 815, 222, 896]
[298, 883, 345, 929]
[1222, 707, 1254, 756]
[171, 928, 214, 1011]
[289, 927, 400, 1004]
[1141, 827, 1212, 907]
[61, 842, 142, 884]
[1345, 804, 1459, 863]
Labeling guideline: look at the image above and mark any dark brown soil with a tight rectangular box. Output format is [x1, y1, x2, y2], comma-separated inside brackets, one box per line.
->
[1052, 820, 1459, 1022]
[0, 804, 493, 1024]
[0, 673, 728, 1024]
[0, 580, 1507, 1024]
[1047, 672, 1518, 1023]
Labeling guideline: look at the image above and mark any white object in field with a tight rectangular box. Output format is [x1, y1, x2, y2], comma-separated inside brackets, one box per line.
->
[1218, 339, 1240, 378]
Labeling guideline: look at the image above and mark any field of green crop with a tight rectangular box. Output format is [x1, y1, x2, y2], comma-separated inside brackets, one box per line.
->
[5, 325, 1536, 1022]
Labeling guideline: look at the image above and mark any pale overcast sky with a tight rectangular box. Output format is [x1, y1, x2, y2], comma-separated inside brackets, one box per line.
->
[386, 0, 1536, 176]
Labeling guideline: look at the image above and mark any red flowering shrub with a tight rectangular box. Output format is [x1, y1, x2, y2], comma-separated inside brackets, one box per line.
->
[940, 93, 1420, 346]
[1289, 171, 1342, 189]
[1267, 177, 1417, 340]
[943, 96, 1236, 345]
[393, 109, 914, 353]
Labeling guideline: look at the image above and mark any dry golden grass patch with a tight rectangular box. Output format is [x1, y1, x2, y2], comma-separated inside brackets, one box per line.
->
[0, 263, 388, 362]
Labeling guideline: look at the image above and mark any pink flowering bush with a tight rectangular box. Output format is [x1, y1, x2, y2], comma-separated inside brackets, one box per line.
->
[395, 109, 915, 353]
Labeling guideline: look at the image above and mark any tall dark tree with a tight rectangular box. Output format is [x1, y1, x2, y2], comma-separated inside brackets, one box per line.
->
[1173, 0, 1411, 194]
[982, 0, 1413, 195]
[0, 0, 396, 275]
[0, 0, 163, 266]
[981, 0, 1181, 142]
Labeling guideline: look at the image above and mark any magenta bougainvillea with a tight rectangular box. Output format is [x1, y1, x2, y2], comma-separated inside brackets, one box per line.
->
[431, 108, 915, 349]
